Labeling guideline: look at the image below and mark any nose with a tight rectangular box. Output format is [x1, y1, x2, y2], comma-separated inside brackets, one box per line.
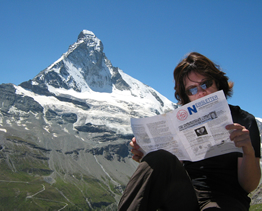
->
[197, 86, 207, 97]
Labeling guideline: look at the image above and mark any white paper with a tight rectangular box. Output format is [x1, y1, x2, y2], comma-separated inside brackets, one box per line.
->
[131, 90, 243, 161]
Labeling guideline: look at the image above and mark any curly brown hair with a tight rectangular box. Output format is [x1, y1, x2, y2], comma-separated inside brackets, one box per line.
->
[173, 52, 233, 105]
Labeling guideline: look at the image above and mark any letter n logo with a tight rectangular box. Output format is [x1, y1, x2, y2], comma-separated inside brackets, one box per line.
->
[187, 105, 197, 115]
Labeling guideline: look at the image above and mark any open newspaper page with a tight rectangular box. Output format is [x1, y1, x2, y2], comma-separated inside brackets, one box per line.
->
[131, 90, 243, 161]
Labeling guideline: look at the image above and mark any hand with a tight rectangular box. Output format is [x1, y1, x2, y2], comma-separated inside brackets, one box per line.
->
[130, 137, 144, 162]
[226, 123, 261, 192]
[225, 123, 255, 156]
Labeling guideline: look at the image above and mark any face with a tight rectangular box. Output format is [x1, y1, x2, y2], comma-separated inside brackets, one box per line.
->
[184, 72, 218, 102]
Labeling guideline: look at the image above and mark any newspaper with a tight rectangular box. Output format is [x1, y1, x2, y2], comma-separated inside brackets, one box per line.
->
[131, 90, 243, 161]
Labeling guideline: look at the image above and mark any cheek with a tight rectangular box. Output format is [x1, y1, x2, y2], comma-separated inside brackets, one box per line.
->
[188, 95, 196, 102]
[209, 86, 219, 93]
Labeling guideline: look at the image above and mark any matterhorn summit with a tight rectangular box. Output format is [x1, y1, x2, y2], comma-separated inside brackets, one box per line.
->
[20, 30, 176, 134]
[0, 30, 177, 210]
[40, 29, 112, 93]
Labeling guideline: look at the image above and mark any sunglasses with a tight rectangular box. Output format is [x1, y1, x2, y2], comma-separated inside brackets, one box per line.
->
[185, 79, 214, 96]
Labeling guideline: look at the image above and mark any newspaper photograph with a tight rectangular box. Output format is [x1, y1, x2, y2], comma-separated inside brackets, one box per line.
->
[131, 90, 243, 161]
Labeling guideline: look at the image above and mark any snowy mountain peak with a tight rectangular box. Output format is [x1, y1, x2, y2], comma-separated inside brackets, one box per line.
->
[18, 29, 177, 132]
[19, 30, 177, 115]
[76, 29, 103, 52]
[77, 30, 96, 40]
[30, 30, 111, 93]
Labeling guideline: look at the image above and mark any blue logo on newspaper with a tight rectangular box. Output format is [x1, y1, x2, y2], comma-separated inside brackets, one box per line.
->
[187, 95, 218, 115]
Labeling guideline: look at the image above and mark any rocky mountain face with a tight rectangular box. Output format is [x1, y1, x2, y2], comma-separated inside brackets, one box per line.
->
[0, 30, 177, 210]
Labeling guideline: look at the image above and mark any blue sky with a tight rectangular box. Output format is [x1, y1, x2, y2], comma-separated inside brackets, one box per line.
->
[0, 0, 261, 118]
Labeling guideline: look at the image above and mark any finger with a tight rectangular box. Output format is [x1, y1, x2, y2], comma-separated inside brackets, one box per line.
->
[225, 123, 244, 130]
[231, 132, 252, 150]
[130, 141, 139, 149]
[131, 149, 144, 157]
[130, 137, 141, 150]
[225, 123, 249, 140]
[132, 155, 141, 163]
[226, 125, 254, 155]
[129, 140, 135, 147]
[234, 140, 247, 148]
[230, 128, 249, 141]
[129, 137, 136, 147]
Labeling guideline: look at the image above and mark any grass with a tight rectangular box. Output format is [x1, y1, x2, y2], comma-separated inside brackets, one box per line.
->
[0, 135, 118, 210]
[250, 204, 262, 210]
[0, 165, 117, 210]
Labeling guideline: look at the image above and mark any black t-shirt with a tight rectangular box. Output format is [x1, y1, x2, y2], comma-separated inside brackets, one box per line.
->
[184, 105, 261, 209]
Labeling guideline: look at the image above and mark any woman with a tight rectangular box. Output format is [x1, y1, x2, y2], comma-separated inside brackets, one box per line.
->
[118, 52, 261, 211]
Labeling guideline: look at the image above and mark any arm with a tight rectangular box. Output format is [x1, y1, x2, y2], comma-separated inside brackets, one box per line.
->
[226, 123, 261, 193]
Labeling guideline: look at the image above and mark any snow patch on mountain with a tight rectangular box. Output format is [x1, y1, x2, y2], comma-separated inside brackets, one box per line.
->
[15, 81, 174, 135]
